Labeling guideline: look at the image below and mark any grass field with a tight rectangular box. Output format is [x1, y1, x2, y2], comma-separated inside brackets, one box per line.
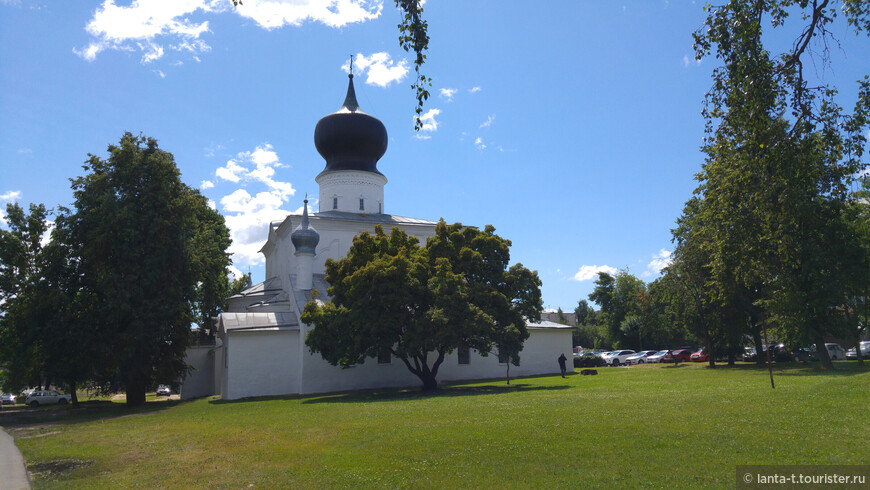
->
[5, 362, 869, 488]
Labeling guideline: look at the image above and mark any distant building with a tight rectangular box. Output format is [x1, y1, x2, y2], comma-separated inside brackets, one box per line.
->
[181, 74, 572, 400]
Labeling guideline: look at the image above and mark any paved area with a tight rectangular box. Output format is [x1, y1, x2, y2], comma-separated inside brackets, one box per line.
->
[0, 426, 30, 490]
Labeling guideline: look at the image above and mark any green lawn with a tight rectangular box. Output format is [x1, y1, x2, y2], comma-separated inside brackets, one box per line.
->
[7, 362, 869, 488]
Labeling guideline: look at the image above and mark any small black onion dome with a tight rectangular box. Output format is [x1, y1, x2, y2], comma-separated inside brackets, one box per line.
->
[314, 74, 388, 176]
[291, 199, 319, 255]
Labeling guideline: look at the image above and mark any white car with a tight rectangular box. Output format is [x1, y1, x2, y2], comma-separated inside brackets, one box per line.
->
[817, 343, 847, 360]
[846, 341, 870, 360]
[156, 385, 171, 396]
[606, 350, 637, 366]
[625, 350, 658, 365]
[25, 390, 71, 408]
[0, 393, 16, 405]
[645, 350, 670, 363]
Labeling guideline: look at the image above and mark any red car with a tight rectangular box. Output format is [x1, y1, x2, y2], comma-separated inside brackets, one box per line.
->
[662, 349, 694, 363]
[690, 349, 709, 362]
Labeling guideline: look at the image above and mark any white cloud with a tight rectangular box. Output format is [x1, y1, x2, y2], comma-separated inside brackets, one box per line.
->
[214, 143, 294, 199]
[200, 180, 215, 189]
[682, 54, 701, 67]
[480, 114, 495, 128]
[468, 86, 481, 93]
[215, 159, 247, 183]
[417, 108, 440, 134]
[75, 1, 382, 65]
[572, 264, 617, 282]
[642, 249, 672, 278]
[474, 137, 486, 150]
[439, 88, 457, 101]
[220, 190, 292, 266]
[235, 0, 382, 29]
[75, 0, 216, 63]
[1, 190, 22, 202]
[343, 52, 408, 87]
[208, 143, 295, 269]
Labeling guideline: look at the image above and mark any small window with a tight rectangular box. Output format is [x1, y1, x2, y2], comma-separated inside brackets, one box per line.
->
[458, 345, 470, 365]
[498, 349, 510, 364]
[379, 202, 382, 213]
[359, 198, 365, 211]
[377, 348, 391, 364]
[333, 197, 338, 210]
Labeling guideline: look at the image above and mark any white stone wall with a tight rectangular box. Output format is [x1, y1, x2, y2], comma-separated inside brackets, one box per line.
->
[316, 170, 387, 214]
[223, 329, 301, 400]
[180, 345, 216, 400]
[296, 327, 574, 395]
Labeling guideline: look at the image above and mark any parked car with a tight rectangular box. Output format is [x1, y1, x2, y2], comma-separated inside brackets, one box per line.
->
[625, 350, 658, 365]
[0, 393, 16, 405]
[791, 347, 818, 362]
[606, 350, 637, 366]
[690, 349, 709, 362]
[156, 385, 171, 396]
[662, 349, 693, 363]
[25, 390, 71, 408]
[846, 341, 870, 360]
[805, 343, 847, 360]
[645, 350, 670, 363]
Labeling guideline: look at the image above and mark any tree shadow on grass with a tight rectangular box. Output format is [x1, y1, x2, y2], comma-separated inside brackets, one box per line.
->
[208, 379, 573, 406]
[301, 383, 572, 405]
[703, 362, 868, 377]
[0, 398, 190, 428]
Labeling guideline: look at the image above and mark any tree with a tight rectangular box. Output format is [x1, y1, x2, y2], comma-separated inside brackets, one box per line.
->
[692, 0, 870, 371]
[66, 133, 232, 406]
[588, 270, 646, 349]
[303, 221, 542, 392]
[0, 203, 52, 392]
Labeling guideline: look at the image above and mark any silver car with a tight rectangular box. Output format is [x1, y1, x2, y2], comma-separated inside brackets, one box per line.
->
[25, 390, 71, 407]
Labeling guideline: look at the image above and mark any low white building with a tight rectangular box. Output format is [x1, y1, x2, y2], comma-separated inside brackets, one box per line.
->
[181, 74, 573, 400]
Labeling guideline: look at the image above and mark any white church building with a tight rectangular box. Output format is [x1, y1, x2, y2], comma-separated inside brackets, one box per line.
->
[181, 74, 573, 400]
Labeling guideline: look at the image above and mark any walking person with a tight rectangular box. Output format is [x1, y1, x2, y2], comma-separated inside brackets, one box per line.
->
[558, 353, 567, 378]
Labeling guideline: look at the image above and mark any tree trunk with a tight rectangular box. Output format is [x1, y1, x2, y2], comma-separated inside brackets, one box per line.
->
[752, 327, 765, 366]
[505, 363, 511, 385]
[125, 374, 147, 407]
[69, 380, 79, 408]
[727, 352, 736, 366]
[421, 375, 438, 392]
[706, 336, 715, 368]
[815, 337, 833, 370]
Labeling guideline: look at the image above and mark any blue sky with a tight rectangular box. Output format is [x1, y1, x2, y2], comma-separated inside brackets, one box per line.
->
[2, 0, 868, 312]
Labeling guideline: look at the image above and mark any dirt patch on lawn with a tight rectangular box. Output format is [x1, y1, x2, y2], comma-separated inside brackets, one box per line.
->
[29, 459, 93, 480]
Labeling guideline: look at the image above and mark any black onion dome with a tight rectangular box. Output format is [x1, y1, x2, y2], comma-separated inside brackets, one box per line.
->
[314, 74, 388, 176]
[291, 199, 319, 255]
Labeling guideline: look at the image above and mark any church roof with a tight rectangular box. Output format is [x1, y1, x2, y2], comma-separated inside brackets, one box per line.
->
[311, 211, 436, 226]
[291, 198, 319, 255]
[220, 312, 299, 332]
[314, 74, 388, 177]
[526, 319, 575, 330]
[229, 276, 283, 299]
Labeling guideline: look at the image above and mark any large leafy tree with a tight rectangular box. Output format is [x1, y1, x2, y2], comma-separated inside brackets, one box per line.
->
[0, 204, 96, 403]
[66, 133, 231, 406]
[0, 203, 53, 391]
[692, 0, 870, 370]
[588, 270, 646, 349]
[303, 221, 542, 392]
